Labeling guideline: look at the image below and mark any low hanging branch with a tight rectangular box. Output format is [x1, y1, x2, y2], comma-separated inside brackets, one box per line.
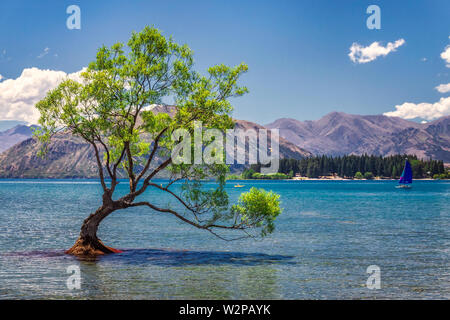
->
[34, 26, 282, 256]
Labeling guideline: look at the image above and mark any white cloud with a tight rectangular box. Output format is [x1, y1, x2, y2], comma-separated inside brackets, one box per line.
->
[436, 83, 450, 93]
[421, 57, 427, 62]
[384, 96, 450, 120]
[349, 39, 405, 64]
[440, 45, 450, 68]
[0, 67, 85, 124]
[0, 74, 3, 81]
[37, 47, 50, 59]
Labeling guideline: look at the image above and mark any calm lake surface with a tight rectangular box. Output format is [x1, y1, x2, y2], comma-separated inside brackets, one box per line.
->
[0, 179, 448, 299]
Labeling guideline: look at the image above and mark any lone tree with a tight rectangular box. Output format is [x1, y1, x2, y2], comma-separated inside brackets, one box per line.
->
[35, 27, 281, 256]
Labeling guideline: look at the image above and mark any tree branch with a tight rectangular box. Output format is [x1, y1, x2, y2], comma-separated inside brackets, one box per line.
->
[133, 157, 173, 197]
[135, 127, 168, 184]
[91, 142, 108, 192]
[126, 201, 250, 241]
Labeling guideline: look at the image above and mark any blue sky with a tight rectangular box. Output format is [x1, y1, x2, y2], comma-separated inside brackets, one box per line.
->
[0, 0, 449, 124]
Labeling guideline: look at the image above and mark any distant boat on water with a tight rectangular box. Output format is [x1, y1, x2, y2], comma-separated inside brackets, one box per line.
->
[396, 158, 412, 189]
[234, 184, 245, 188]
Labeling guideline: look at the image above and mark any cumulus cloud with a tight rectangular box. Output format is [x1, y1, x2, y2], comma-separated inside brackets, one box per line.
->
[349, 39, 405, 64]
[383, 96, 450, 120]
[37, 47, 50, 59]
[0, 74, 4, 81]
[0, 67, 85, 124]
[436, 83, 450, 93]
[441, 45, 450, 68]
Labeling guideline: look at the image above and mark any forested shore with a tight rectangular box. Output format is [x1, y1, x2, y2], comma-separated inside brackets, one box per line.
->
[228, 154, 449, 180]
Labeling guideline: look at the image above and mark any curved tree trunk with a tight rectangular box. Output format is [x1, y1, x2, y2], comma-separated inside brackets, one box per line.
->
[66, 205, 123, 256]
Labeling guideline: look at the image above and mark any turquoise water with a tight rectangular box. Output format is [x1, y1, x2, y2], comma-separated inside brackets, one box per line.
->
[0, 179, 448, 299]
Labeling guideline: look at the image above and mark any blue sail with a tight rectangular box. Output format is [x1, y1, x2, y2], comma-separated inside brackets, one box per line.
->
[399, 159, 413, 184]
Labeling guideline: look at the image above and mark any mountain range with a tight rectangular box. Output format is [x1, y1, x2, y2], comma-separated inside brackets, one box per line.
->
[0, 114, 310, 178]
[266, 112, 450, 162]
[0, 111, 448, 178]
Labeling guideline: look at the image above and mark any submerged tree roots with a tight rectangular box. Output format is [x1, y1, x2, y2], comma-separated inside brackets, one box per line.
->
[65, 237, 123, 257]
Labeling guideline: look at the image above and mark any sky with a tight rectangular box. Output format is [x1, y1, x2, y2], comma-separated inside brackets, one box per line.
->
[0, 0, 449, 125]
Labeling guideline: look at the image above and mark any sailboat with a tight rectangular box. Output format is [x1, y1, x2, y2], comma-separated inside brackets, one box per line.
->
[396, 158, 412, 189]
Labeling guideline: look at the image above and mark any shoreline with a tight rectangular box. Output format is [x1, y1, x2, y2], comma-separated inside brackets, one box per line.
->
[0, 177, 446, 182]
[228, 177, 441, 181]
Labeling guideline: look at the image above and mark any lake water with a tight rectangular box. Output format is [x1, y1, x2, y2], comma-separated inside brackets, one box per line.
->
[0, 179, 448, 299]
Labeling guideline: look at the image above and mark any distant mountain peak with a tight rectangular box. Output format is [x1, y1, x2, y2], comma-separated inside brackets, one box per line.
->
[3, 124, 37, 136]
[0, 120, 28, 132]
[0, 124, 36, 153]
[323, 111, 347, 117]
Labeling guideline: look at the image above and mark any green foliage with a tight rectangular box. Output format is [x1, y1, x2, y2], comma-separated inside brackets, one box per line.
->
[242, 168, 255, 179]
[231, 188, 282, 236]
[354, 171, 363, 179]
[433, 172, 450, 180]
[251, 172, 288, 180]
[226, 174, 242, 180]
[231, 166, 290, 180]
[288, 170, 294, 179]
[363, 172, 374, 180]
[270, 173, 288, 180]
